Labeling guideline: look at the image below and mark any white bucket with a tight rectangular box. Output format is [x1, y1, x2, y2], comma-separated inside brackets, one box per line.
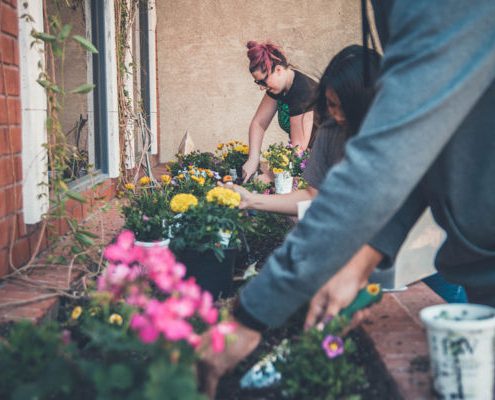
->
[274, 171, 293, 194]
[420, 303, 495, 399]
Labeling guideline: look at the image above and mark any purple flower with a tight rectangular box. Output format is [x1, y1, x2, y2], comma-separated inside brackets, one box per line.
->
[142, 215, 150, 221]
[300, 160, 307, 170]
[321, 335, 344, 359]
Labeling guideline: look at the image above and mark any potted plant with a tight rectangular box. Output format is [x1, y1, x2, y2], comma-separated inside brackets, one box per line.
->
[263, 143, 309, 194]
[171, 165, 220, 197]
[216, 141, 249, 182]
[167, 150, 221, 177]
[168, 187, 245, 299]
[121, 175, 173, 247]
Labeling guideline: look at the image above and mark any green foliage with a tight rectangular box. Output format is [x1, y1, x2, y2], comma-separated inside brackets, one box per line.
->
[262, 142, 310, 177]
[241, 179, 272, 194]
[122, 186, 173, 242]
[215, 141, 249, 175]
[145, 360, 206, 400]
[169, 202, 244, 261]
[168, 151, 221, 176]
[276, 317, 368, 399]
[0, 300, 203, 400]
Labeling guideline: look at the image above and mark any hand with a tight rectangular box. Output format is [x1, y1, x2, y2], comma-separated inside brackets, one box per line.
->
[242, 157, 259, 183]
[304, 245, 383, 329]
[197, 321, 261, 399]
[231, 184, 253, 209]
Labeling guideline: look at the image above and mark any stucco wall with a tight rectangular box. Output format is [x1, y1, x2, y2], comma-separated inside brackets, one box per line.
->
[156, 0, 361, 162]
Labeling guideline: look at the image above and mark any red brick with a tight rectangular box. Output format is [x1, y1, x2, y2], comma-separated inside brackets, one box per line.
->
[0, 214, 15, 247]
[7, 126, 21, 153]
[12, 236, 30, 267]
[28, 224, 48, 256]
[16, 211, 26, 237]
[0, 95, 7, 124]
[2, 65, 19, 95]
[0, 155, 21, 186]
[0, 96, 20, 125]
[0, 36, 15, 65]
[0, 246, 9, 277]
[1, 4, 18, 37]
[6, 97, 20, 124]
[0, 184, 22, 215]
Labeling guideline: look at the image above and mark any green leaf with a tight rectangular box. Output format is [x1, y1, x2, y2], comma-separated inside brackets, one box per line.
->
[72, 35, 98, 53]
[32, 31, 57, 42]
[36, 79, 51, 89]
[66, 190, 87, 203]
[59, 24, 72, 40]
[75, 232, 94, 247]
[70, 83, 96, 94]
[50, 84, 62, 94]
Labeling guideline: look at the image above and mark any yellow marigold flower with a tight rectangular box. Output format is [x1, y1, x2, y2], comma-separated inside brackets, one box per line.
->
[206, 170, 213, 178]
[280, 155, 290, 166]
[273, 167, 284, 174]
[139, 176, 151, 185]
[191, 175, 200, 182]
[223, 175, 233, 183]
[108, 313, 123, 326]
[170, 193, 198, 213]
[124, 183, 135, 191]
[71, 306, 83, 320]
[367, 283, 381, 295]
[161, 175, 171, 185]
[206, 187, 241, 208]
[177, 174, 185, 180]
[198, 177, 205, 186]
[217, 143, 224, 150]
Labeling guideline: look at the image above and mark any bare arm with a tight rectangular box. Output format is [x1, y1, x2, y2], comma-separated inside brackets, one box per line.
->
[243, 95, 278, 182]
[289, 110, 314, 150]
[234, 184, 318, 215]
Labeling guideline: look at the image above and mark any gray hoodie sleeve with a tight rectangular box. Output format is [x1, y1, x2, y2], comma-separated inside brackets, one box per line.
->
[239, 0, 495, 328]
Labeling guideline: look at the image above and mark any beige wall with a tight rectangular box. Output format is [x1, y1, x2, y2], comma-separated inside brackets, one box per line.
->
[156, 0, 361, 162]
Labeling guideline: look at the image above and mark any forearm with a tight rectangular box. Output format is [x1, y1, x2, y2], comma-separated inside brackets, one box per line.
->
[290, 111, 314, 150]
[345, 245, 384, 286]
[247, 188, 314, 215]
[247, 121, 265, 162]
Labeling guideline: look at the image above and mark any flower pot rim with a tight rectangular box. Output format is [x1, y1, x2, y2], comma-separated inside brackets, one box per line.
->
[420, 303, 495, 330]
[135, 238, 170, 247]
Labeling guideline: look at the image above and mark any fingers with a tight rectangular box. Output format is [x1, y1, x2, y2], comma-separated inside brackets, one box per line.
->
[197, 360, 220, 400]
[304, 300, 324, 330]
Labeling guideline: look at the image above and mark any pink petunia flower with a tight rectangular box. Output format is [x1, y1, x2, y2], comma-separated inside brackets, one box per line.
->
[321, 335, 344, 359]
[210, 321, 237, 353]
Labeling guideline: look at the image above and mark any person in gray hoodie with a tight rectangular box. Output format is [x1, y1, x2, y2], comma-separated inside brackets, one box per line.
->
[199, 1, 495, 397]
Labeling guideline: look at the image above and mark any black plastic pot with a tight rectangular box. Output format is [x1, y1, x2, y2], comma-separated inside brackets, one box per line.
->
[176, 249, 237, 300]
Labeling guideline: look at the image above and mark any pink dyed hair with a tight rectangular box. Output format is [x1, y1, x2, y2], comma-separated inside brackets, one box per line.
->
[246, 41, 288, 74]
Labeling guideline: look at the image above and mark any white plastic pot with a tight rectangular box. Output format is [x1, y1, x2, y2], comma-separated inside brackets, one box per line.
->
[134, 238, 170, 248]
[274, 171, 293, 194]
[420, 303, 495, 399]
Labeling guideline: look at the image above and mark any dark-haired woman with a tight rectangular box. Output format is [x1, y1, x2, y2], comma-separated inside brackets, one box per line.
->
[242, 41, 317, 183]
[234, 45, 381, 213]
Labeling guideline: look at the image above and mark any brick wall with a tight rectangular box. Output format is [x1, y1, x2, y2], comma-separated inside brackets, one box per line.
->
[0, 0, 117, 279]
[0, 0, 22, 277]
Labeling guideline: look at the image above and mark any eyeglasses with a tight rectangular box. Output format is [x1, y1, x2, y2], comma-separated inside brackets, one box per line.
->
[254, 73, 269, 87]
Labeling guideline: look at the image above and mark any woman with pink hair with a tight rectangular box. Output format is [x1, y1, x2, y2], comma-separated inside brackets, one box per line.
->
[242, 41, 317, 183]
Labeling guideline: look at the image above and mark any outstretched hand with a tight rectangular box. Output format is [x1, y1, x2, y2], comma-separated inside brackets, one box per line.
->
[242, 158, 259, 183]
[197, 321, 261, 399]
[304, 245, 383, 329]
